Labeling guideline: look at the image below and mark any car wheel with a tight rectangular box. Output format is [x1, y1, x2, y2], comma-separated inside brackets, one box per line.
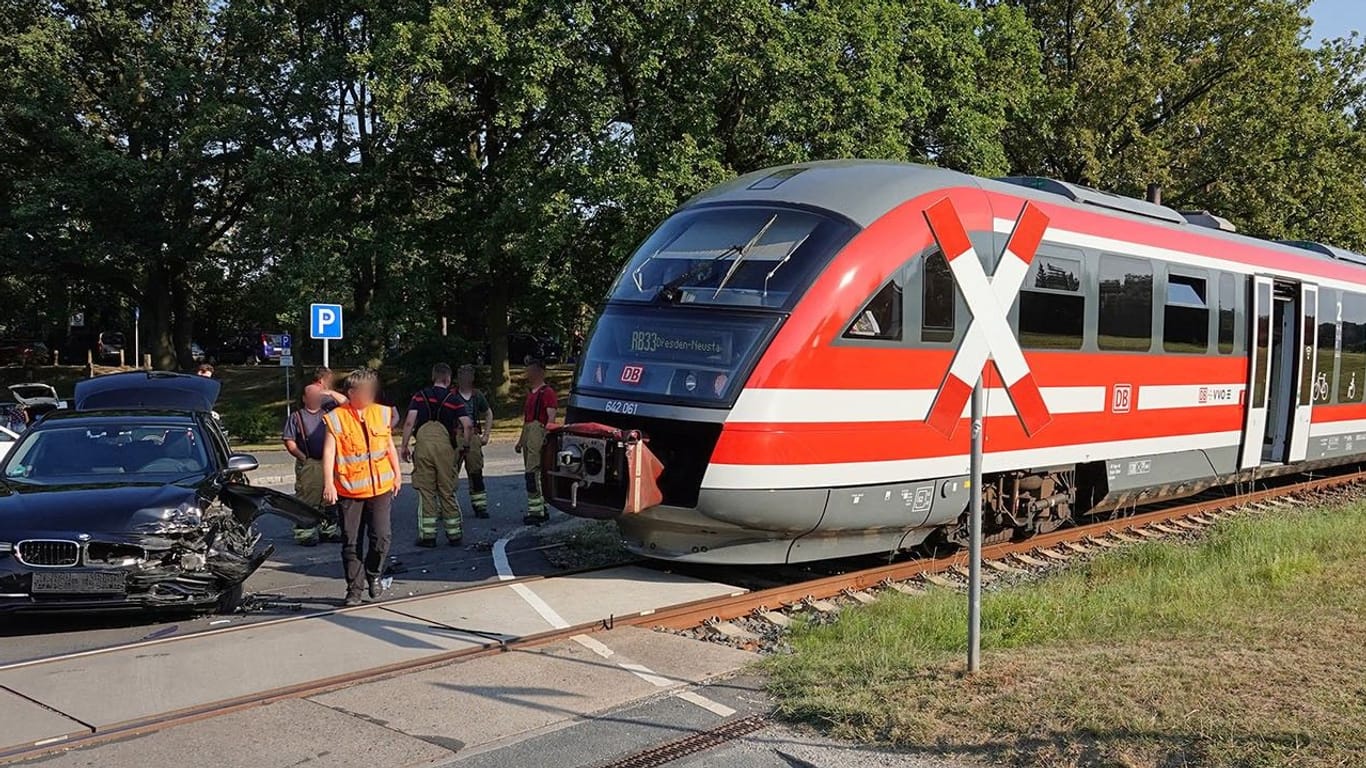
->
[215, 583, 245, 615]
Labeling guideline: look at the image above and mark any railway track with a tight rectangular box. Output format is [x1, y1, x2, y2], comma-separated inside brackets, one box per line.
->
[4, 466, 1362, 764]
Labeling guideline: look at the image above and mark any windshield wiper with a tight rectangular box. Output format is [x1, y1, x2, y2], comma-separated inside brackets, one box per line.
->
[655, 244, 741, 303]
[712, 215, 778, 299]
[654, 214, 779, 303]
[762, 232, 810, 298]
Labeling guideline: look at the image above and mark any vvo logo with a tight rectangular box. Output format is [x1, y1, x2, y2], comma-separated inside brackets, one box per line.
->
[620, 365, 645, 385]
[1200, 386, 1235, 404]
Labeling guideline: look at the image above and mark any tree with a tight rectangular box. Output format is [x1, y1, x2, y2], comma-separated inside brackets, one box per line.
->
[0, 0, 308, 368]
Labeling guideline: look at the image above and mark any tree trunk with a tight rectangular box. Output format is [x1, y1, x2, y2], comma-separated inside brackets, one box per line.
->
[488, 285, 510, 398]
[144, 264, 177, 370]
[170, 268, 194, 370]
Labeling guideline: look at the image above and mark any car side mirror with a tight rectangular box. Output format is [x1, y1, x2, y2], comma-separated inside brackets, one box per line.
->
[225, 453, 259, 474]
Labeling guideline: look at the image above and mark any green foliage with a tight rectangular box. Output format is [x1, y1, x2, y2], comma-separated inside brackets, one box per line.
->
[1, 0, 1364, 373]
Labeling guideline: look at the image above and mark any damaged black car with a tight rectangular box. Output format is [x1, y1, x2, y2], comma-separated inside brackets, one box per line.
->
[0, 372, 319, 614]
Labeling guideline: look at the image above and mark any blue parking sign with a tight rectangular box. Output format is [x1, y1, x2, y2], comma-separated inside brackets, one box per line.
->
[280, 333, 292, 350]
[310, 304, 344, 340]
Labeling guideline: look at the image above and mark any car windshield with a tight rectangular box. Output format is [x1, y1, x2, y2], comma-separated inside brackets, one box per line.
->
[609, 205, 855, 310]
[2, 423, 210, 484]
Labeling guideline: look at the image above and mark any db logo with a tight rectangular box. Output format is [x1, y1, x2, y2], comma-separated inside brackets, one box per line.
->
[620, 365, 645, 384]
[1198, 386, 1209, 404]
[1112, 384, 1132, 414]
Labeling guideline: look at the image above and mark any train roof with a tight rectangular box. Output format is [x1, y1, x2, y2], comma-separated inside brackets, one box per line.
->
[685, 159, 1366, 275]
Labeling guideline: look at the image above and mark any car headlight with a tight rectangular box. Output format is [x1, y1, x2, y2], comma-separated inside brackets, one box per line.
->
[0, 542, 12, 553]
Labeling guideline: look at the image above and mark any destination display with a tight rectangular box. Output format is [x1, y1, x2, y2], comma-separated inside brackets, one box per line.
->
[577, 308, 778, 406]
[625, 327, 732, 363]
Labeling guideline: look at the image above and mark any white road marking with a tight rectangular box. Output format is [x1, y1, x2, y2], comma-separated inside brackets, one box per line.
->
[492, 529, 520, 581]
[618, 662, 675, 688]
[571, 634, 616, 659]
[676, 690, 738, 717]
[509, 583, 570, 629]
[493, 530, 735, 718]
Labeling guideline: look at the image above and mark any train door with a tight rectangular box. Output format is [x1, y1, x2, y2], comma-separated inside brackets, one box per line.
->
[1241, 277, 1309, 469]
[1288, 284, 1319, 461]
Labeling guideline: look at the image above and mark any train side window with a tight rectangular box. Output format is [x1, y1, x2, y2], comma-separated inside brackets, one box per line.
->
[921, 249, 955, 343]
[1019, 253, 1084, 350]
[1317, 289, 1339, 405]
[1339, 292, 1366, 403]
[845, 275, 903, 341]
[1097, 255, 1152, 351]
[1164, 273, 1210, 353]
[1217, 273, 1236, 353]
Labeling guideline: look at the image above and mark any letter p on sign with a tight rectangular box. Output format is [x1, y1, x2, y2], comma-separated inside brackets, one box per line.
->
[310, 303, 344, 340]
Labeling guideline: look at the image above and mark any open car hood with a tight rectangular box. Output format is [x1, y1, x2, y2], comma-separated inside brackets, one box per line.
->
[220, 483, 324, 527]
[75, 372, 220, 412]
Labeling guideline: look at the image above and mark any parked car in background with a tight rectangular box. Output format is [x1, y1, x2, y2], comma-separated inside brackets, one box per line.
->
[9, 383, 66, 421]
[0, 340, 50, 366]
[206, 332, 286, 365]
[62, 330, 126, 365]
[480, 332, 563, 365]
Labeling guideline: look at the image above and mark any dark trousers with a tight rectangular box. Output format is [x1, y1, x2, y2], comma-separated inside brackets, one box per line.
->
[339, 491, 394, 599]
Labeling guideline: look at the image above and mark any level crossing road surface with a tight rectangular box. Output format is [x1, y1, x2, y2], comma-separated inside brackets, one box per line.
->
[0, 444, 561, 664]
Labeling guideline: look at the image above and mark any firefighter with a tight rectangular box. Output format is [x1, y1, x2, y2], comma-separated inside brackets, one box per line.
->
[281, 383, 343, 545]
[312, 366, 349, 407]
[321, 369, 401, 606]
[399, 363, 473, 546]
[454, 364, 493, 518]
[514, 359, 557, 525]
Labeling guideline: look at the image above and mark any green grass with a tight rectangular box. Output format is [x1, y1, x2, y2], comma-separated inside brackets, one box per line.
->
[766, 502, 1366, 767]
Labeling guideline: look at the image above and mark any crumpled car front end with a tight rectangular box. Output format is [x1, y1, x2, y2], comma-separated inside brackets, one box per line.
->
[0, 485, 316, 614]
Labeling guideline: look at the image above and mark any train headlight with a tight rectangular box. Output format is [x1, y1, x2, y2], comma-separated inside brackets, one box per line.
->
[713, 373, 728, 397]
[684, 372, 698, 392]
[594, 364, 605, 385]
[557, 444, 584, 474]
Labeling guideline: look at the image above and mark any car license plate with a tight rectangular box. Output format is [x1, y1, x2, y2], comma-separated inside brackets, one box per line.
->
[30, 571, 127, 595]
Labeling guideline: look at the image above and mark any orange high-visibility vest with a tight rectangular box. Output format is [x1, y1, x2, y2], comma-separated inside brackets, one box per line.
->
[323, 403, 398, 499]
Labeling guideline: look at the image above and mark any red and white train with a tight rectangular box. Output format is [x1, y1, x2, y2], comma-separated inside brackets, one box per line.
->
[541, 160, 1366, 564]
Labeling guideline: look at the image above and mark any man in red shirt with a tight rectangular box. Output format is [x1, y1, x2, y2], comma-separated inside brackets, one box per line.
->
[514, 359, 557, 524]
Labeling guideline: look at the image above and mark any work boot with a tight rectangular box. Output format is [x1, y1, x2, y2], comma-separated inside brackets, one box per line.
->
[344, 594, 363, 607]
[367, 576, 383, 600]
[447, 535, 463, 546]
[473, 510, 490, 519]
[522, 513, 549, 526]
[415, 538, 437, 548]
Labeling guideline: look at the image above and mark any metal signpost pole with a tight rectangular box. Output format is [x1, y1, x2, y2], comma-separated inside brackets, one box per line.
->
[968, 379, 984, 673]
[323, 339, 329, 369]
[133, 306, 140, 368]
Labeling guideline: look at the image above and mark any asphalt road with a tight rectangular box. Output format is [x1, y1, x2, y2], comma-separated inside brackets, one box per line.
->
[0, 444, 560, 665]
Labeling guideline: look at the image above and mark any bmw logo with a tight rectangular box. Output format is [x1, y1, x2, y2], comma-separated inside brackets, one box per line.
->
[77, 533, 90, 541]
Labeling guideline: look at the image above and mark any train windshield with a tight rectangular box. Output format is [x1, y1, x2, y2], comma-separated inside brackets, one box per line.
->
[610, 205, 854, 309]
[576, 306, 780, 407]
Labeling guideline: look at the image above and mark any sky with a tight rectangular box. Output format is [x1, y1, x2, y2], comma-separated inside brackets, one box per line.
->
[1309, 0, 1362, 43]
